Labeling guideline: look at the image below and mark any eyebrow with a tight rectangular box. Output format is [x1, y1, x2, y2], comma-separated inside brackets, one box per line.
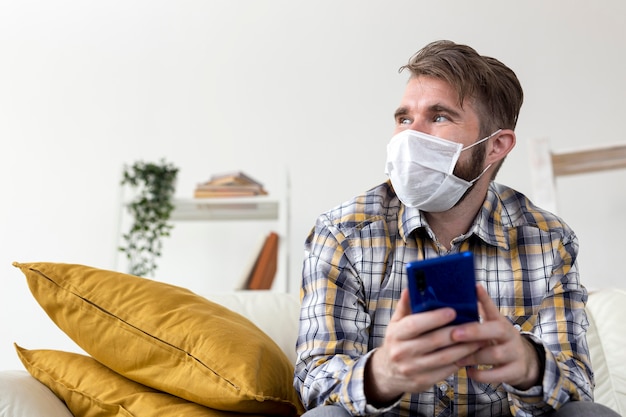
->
[393, 106, 409, 121]
[429, 103, 462, 120]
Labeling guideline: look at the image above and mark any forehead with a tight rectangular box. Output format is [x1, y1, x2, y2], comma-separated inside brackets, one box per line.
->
[400, 76, 479, 116]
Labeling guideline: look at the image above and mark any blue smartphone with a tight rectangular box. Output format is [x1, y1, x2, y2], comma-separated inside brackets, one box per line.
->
[406, 251, 479, 325]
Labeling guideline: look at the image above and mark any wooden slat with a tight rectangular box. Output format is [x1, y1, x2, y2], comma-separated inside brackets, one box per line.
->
[552, 144, 626, 176]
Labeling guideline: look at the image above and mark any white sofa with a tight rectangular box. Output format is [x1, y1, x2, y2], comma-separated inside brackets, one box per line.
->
[1, 289, 625, 416]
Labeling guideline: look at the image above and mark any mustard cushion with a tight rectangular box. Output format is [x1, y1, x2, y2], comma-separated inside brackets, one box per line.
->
[13, 262, 304, 416]
[16, 345, 267, 417]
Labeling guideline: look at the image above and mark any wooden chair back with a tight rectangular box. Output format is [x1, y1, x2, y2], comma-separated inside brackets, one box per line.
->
[528, 137, 626, 213]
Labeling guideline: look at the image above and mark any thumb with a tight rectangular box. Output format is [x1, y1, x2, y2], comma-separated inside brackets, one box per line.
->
[475, 283, 500, 321]
[391, 288, 412, 322]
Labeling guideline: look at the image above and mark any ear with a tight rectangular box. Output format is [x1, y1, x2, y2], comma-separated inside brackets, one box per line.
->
[486, 129, 516, 165]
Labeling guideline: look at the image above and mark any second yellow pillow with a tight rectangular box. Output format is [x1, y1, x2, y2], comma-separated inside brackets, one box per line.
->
[16, 345, 267, 417]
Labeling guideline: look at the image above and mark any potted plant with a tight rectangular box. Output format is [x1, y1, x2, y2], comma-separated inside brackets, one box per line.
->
[119, 159, 179, 277]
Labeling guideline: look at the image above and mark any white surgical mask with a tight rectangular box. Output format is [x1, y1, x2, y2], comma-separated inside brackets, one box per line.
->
[384, 129, 501, 212]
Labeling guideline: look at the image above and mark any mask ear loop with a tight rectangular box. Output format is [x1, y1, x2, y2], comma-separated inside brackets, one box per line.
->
[462, 129, 502, 152]
[464, 129, 502, 184]
[469, 163, 493, 184]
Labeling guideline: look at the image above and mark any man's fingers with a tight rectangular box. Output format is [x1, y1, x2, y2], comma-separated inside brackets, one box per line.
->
[390, 289, 457, 340]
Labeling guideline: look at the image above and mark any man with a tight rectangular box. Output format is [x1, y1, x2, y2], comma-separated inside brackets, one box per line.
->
[294, 40, 618, 416]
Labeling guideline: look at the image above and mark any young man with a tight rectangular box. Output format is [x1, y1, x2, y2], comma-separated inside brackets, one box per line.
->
[294, 40, 618, 416]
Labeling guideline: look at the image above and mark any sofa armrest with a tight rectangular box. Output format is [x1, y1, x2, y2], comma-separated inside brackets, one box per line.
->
[586, 289, 626, 416]
[0, 370, 73, 417]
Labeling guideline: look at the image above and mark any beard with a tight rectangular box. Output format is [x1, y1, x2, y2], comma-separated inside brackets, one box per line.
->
[451, 141, 488, 207]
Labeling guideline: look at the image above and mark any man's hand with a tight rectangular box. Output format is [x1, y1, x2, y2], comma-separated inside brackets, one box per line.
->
[451, 285, 542, 390]
[364, 289, 482, 406]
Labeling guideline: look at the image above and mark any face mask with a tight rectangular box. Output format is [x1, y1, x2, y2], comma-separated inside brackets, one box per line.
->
[384, 129, 501, 212]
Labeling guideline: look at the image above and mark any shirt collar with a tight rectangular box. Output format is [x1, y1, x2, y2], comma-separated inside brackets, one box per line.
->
[397, 182, 509, 250]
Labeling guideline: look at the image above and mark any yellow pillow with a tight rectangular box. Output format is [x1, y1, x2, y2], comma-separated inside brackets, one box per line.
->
[16, 345, 267, 417]
[14, 262, 304, 416]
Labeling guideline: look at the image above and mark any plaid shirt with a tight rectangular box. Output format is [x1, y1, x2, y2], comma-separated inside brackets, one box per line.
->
[294, 181, 593, 417]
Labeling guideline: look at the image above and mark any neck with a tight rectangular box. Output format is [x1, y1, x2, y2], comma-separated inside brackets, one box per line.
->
[424, 181, 489, 250]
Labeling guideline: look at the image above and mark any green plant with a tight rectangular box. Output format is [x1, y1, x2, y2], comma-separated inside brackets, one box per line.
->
[119, 159, 179, 277]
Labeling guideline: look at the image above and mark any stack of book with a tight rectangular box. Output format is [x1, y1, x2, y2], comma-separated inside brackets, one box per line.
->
[194, 171, 268, 198]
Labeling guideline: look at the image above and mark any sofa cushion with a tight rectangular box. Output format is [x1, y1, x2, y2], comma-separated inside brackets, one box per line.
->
[586, 289, 626, 416]
[16, 346, 267, 417]
[205, 291, 300, 364]
[13, 262, 304, 416]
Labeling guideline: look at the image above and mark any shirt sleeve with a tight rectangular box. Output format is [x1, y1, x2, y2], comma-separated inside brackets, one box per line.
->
[293, 215, 393, 415]
[504, 234, 594, 415]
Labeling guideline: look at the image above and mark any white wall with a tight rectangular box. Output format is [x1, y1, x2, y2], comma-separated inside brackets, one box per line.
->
[1, 0, 625, 370]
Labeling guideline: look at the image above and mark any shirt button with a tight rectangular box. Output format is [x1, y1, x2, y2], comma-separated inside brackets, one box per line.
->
[439, 383, 448, 392]
[514, 324, 522, 331]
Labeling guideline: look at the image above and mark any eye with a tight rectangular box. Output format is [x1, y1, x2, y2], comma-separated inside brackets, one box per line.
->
[398, 117, 412, 125]
[433, 114, 450, 123]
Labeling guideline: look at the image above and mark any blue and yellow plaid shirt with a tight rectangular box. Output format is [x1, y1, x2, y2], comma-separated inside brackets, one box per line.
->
[294, 181, 593, 417]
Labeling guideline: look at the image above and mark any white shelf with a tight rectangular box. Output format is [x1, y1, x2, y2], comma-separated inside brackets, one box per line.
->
[116, 174, 291, 293]
[170, 196, 279, 221]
